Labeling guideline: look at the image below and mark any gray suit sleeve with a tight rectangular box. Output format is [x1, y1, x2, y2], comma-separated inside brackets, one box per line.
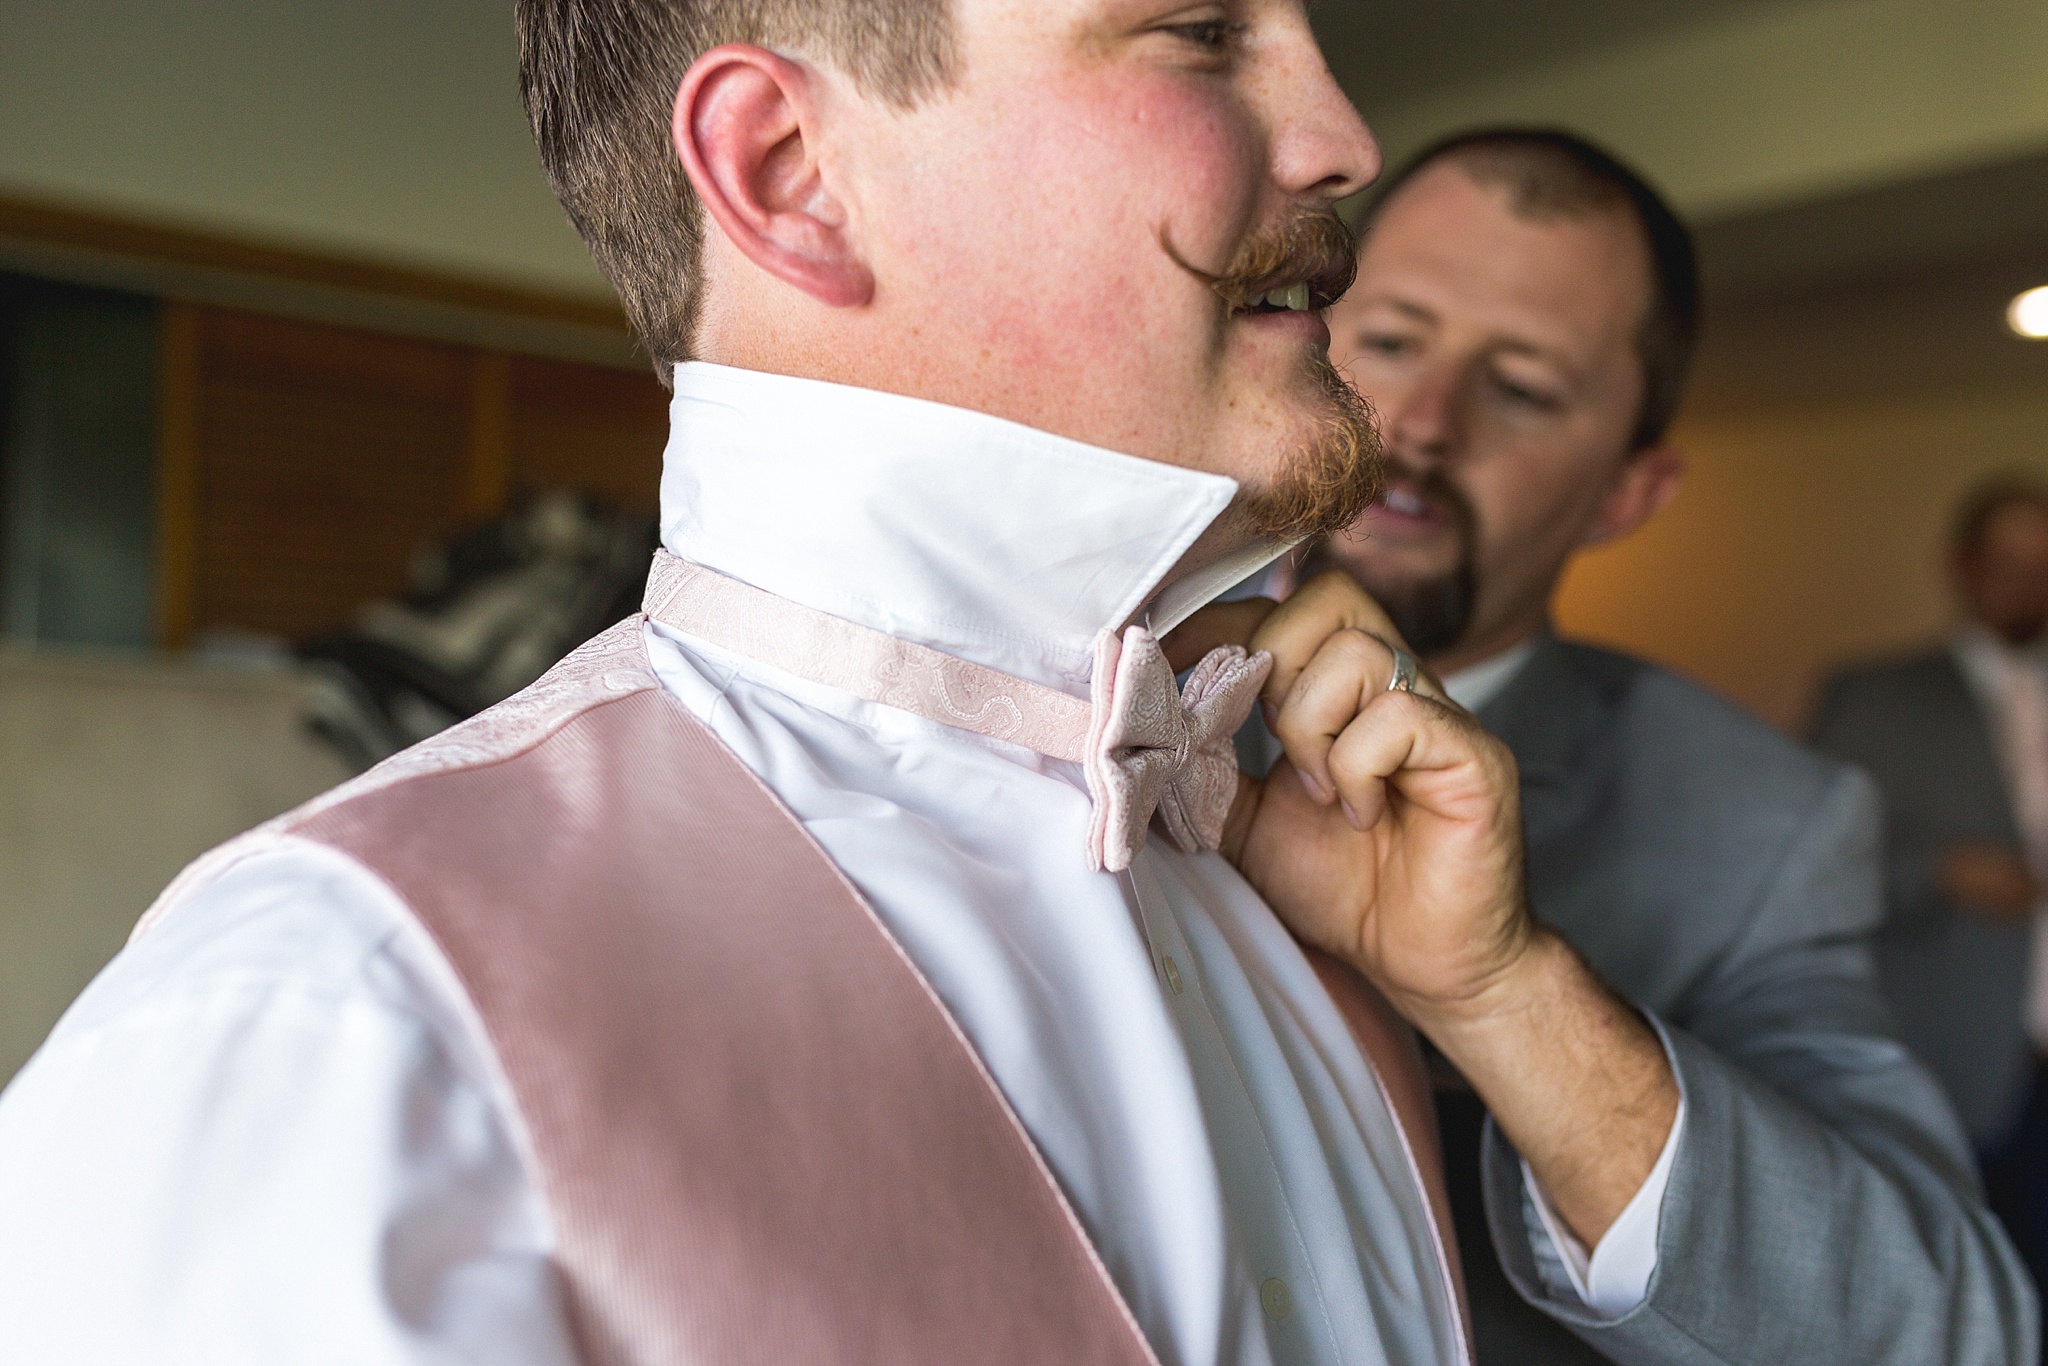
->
[1481, 768, 2038, 1365]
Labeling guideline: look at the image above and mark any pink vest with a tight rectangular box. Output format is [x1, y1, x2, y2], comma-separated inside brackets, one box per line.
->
[140, 616, 1470, 1365]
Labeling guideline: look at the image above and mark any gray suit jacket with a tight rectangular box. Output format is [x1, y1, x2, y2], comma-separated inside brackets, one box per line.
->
[1809, 648, 2035, 1147]
[1452, 635, 2034, 1365]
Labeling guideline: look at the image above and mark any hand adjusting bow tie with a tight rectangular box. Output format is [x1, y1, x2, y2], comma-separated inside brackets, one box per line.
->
[642, 551, 1272, 873]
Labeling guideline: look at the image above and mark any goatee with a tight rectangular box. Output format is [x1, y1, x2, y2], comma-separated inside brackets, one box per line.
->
[1313, 459, 1480, 657]
[1374, 555, 1476, 658]
[1240, 353, 1385, 543]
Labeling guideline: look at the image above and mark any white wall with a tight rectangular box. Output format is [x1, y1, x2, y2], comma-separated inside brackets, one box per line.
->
[0, 652, 350, 1084]
[1360, 0, 2048, 221]
[0, 0, 605, 294]
[11, 0, 2048, 301]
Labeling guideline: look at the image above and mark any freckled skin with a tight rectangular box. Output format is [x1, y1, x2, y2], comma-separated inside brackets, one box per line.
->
[692, 0, 1379, 516]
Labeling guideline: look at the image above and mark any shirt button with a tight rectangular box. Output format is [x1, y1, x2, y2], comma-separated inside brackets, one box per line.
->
[1161, 955, 1185, 996]
[1260, 1277, 1293, 1320]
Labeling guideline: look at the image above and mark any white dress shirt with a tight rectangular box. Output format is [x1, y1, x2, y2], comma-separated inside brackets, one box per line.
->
[1437, 639, 1537, 714]
[0, 363, 1464, 1366]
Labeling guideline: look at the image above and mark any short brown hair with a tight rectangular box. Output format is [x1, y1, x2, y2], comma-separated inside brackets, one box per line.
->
[1362, 128, 1701, 453]
[517, 1, 957, 379]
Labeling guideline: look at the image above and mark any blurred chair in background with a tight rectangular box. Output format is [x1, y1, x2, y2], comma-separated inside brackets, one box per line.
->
[298, 489, 656, 770]
[1812, 476, 2048, 1297]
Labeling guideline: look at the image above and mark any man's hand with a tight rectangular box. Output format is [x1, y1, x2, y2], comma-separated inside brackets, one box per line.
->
[1217, 574, 1533, 1013]
[1940, 841, 2039, 921]
[1173, 571, 1680, 1247]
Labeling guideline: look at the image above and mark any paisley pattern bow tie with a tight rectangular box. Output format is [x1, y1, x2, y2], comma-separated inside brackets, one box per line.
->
[1084, 625, 1272, 872]
[641, 552, 1272, 873]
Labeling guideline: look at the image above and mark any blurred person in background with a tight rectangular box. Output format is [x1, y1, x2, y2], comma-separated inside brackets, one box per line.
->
[1812, 477, 2048, 1304]
[1307, 128, 2032, 1364]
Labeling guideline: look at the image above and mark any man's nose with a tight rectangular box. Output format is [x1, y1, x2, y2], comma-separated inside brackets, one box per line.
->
[1386, 365, 1460, 468]
[1266, 17, 1380, 203]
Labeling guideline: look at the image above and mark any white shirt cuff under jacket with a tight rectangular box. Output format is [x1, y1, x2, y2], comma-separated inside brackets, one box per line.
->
[1519, 1097, 1685, 1318]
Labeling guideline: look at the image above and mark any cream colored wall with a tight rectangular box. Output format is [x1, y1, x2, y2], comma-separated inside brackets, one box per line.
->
[1543, 223, 2048, 732]
[0, 0, 604, 294]
[1554, 387, 2048, 730]
[1361, 0, 2048, 221]
[8, 1, 2048, 295]
[0, 653, 350, 1084]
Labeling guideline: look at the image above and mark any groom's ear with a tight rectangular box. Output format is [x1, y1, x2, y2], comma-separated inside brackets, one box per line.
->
[672, 45, 874, 308]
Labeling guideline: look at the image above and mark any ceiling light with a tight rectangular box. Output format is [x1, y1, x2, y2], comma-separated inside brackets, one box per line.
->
[2008, 286, 2048, 339]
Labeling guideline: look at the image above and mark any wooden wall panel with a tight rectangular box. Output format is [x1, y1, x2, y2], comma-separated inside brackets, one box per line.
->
[188, 309, 471, 638]
[162, 308, 663, 645]
[464, 350, 513, 521]
[509, 356, 668, 513]
[153, 302, 201, 647]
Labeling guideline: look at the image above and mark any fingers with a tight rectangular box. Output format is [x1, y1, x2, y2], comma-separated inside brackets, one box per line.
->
[1323, 692, 1431, 830]
[1162, 598, 1278, 672]
[1271, 624, 1455, 794]
[1250, 570, 1409, 705]
[1271, 627, 1393, 801]
[1277, 647, 1513, 833]
[1323, 690, 1516, 833]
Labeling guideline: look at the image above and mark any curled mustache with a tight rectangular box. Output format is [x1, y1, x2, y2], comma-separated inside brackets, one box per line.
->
[1161, 208, 1360, 314]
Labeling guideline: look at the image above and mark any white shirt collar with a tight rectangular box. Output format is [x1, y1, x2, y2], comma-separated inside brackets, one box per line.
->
[1442, 637, 1541, 714]
[1952, 623, 2048, 704]
[660, 362, 1287, 694]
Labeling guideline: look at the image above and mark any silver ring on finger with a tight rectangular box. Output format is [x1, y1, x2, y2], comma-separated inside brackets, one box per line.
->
[1383, 640, 1420, 694]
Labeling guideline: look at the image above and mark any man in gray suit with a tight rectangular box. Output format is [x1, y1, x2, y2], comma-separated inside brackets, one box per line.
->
[1812, 479, 2048, 1281]
[1313, 129, 2034, 1363]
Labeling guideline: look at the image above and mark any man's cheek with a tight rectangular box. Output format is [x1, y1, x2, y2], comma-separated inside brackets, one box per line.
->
[1155, 129, 1266, 274]
[1070, 73, 1265, 272]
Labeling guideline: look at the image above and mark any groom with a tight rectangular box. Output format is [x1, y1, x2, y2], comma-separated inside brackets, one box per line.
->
[0, 4, 1656, 1364]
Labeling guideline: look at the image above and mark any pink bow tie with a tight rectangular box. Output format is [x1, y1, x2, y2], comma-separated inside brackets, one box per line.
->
[642, 552, 1271, 873]
[1084, 625, 1272, 872]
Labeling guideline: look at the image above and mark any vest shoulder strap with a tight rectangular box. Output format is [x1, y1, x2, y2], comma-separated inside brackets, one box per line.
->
[152, 616, 1467, 1363]
[291, 618, 1163, 1366]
